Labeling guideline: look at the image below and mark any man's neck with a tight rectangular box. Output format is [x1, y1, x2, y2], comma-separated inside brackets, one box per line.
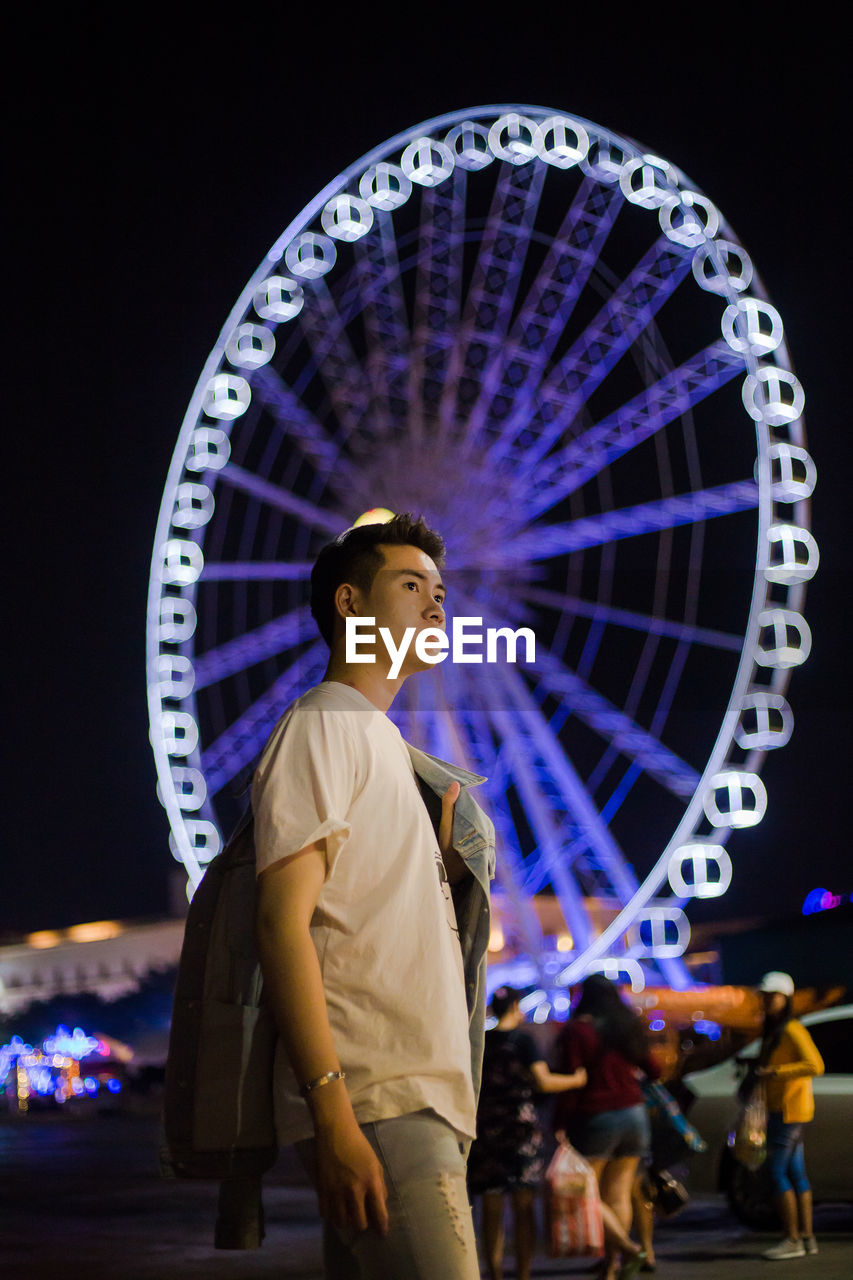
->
[322, 655, 406, 714]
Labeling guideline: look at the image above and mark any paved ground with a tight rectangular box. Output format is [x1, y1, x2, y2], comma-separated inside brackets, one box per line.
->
[1, 1111, 852, 1278]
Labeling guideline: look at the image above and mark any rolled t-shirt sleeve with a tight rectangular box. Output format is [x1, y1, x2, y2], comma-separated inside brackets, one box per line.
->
[253, 706, 360, 878]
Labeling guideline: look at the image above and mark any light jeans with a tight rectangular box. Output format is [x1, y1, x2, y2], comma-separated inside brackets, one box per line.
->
[296, 1109, 480, 1280]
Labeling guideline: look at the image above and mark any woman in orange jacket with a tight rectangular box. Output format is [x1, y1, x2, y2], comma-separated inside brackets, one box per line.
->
[754, 972, 824, 1262]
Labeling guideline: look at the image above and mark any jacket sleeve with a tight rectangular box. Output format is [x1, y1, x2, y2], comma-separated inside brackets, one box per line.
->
[772, 1021, 825, 1080]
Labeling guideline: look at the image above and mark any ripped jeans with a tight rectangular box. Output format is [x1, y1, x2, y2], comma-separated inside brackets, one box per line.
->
[296, 1109, 480, 1280]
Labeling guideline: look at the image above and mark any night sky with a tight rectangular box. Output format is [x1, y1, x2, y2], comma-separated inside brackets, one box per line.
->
[6, 13, 849, 936]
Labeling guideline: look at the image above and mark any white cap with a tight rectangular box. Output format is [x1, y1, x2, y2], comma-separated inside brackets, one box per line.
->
[758, 971, 795, 996]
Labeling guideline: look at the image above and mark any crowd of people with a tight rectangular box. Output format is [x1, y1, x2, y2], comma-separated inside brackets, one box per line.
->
[467, 970, 825, 1278]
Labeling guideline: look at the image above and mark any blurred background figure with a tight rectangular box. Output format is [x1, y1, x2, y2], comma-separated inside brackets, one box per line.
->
[467, 986, 586, 1280]
[753, 971, 824, 1261]
[552, 975, 660, 1280]
[630, 1077, 706, 1270]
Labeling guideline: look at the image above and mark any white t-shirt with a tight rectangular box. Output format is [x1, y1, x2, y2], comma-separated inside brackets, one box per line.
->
[253, 680, 476, 1143]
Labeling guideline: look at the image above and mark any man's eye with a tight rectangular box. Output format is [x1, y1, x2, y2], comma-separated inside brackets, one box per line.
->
[405, 581, 418, 590]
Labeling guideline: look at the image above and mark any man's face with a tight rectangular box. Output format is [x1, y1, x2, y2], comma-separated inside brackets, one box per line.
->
[358, 543, 447, 677]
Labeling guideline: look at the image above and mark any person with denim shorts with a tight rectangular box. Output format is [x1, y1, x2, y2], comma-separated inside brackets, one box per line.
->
[553, 975, 660, 1280]
[753, 971, 824, 1262]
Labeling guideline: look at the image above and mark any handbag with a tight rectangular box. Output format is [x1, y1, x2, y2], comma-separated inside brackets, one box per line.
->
[650, 1168, 689, 1217]
[732, 1081, 767, 1171]
[545, 1140, 604, 1258]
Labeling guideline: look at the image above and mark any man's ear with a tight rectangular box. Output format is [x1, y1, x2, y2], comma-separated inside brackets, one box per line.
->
[333, 581, 360, 621]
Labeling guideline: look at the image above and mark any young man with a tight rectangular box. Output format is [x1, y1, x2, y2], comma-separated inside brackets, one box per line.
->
[253, 513, 491, 1279]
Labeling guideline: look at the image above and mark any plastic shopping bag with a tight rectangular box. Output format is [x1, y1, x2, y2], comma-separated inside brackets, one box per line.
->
[545, 1140, 604, 1257]
[732, 1081, 767, 1171]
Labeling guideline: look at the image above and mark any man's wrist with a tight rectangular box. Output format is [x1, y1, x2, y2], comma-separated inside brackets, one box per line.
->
[306, 1075, 356, 1129]
[300, 1070, 346, 1096]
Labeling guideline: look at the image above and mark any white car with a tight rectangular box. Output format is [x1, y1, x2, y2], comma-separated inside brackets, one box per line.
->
[683, 1003, 853, 1225]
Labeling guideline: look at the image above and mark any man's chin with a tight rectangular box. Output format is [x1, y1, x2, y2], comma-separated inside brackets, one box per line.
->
[397, 652, 444, 679]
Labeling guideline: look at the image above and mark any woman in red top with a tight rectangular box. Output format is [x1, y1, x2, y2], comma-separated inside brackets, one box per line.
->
[553, 975, 659, 1280]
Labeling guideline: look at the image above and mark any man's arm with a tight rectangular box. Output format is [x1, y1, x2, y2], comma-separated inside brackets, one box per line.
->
[256, 845, 388, 1236]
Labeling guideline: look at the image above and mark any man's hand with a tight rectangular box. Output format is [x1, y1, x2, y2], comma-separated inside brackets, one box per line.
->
[438, 780, 469, 885]
[315, 1117, 389, 1235]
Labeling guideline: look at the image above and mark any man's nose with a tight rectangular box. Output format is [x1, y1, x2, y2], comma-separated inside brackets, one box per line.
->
[426, 599, 445, 624]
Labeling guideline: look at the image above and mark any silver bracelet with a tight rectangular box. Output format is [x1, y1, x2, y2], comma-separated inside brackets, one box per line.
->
[300, 1070, 346, 1096]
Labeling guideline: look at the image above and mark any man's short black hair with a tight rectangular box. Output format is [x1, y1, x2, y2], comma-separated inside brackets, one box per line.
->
[310, 513, 446, 646]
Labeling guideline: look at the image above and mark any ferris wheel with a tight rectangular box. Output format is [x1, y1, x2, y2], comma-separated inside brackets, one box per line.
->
[147, 106, 817, 995]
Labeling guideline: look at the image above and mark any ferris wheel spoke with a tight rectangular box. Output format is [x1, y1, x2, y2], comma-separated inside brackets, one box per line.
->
[352, 210, 412, 435]
[409, 169, 468, 441]
[590, 632, 693, 812]
[519, 834, 591, 898]
[484, 704, 597, 955]
[217, 461, 348, 536]
[497, 235, 695, 464]
[520, 341, 746, 518]
[251, 366, 363, 500]
[456, 595, 699, 798]
[449, 700, 546, 961]
[296, 279, 381, 453]
[526, 648, 698, 797]
[585, 622, 669, 797]
[490, 831, 548, 961]
[519, 832, 615, 908]
[440, 159, 547, 441]
[192, 603, 314, 689]
[515, 585, 743, 652]
[201, 561, 312, 582]
[481, 577, 733, 656]
[486, 664, 642, 908]
[502, 480, 759, 563]
[451, 668, 592, 956]
[454, 588, 698, 796]
[201, 641, 329, 797]
[469, 176, 624, 459]
[471, 721, 591, 911]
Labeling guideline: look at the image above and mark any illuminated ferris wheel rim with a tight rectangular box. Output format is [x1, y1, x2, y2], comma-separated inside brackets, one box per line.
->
[147, 104, 816, 990]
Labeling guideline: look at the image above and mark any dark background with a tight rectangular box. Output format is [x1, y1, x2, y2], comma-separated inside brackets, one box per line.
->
[5, 10, 848, 935]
